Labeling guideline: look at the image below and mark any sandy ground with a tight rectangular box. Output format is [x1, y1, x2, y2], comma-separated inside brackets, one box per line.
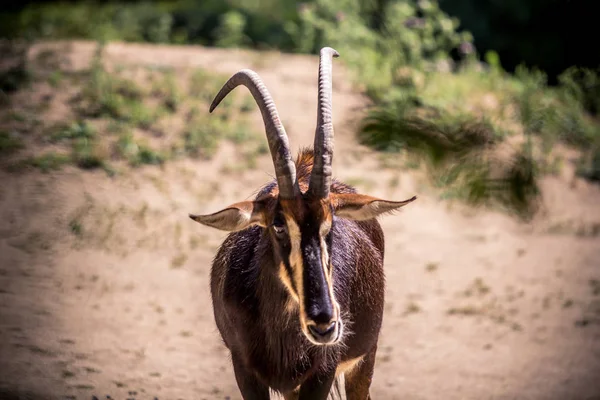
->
[1, 41, 600, 400]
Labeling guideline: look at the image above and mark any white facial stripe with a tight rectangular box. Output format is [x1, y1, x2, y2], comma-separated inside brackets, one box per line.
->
[319, 236, 330, 280]
[319, 218, 336, 308]
[319, 218, 332, 236]
[319, 220, 331, 272]
[284, 217, 304, 316]
[319, 232, 339, 327]
[319, 219, 332, 278]
[278, 263, 299, 303]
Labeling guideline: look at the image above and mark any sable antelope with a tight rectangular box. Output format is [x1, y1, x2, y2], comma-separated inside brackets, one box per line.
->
[189, 47, 416, 400]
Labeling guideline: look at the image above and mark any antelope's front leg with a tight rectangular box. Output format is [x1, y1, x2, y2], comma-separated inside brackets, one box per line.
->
[231, 352, 270, 400]
[297, 367, 336, 400]
[344, 346, 377, 400]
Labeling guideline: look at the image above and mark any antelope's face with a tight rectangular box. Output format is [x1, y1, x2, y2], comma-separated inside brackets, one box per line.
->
[189, 47, 416, 346]
[274, 195, 339, 344]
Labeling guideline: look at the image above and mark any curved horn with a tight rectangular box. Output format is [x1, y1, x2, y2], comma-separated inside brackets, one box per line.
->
[210, 69, 298, 199]
[309, 47, 339, 198]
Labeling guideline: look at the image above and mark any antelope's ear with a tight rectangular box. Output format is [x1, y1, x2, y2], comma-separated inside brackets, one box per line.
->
[331, 193, 416, 221]
[189, 200, 267, 232]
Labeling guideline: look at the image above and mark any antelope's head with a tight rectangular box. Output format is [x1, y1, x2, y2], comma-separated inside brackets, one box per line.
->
[190, 48, 416, 346]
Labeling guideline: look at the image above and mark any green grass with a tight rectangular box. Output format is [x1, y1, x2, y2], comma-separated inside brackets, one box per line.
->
[48, 70, 63, 87]
[224, 124, 255, 144]
[72, 137, 105, 170]
[47, 121, 108, 170]
[0, 131, 24, 155]
[419, 66, 512, 114]
[27, 152, 71, 172]
[1, 39, 262, 175]
[189, 69, 232, 104]
[51, 120, 96, 142]
[75, 45, 159, 129]
[78, 71, 157, 128]
[151, 69, 181, 112]
[69, 217, 83, 236]
[114, 132, 165, 167]
[183, 125, 219, 159]
[189, 69, 213, 100]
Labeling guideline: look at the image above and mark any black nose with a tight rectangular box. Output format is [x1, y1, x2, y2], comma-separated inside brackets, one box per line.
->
[307, 305, 334, 325]
[308, 321, 336, 338]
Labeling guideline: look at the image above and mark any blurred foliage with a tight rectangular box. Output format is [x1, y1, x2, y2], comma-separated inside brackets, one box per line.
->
[0, 40, 32, 94]
[358, 53, 600, 218]
[4, 0, 596, 84]
[1, 0, 599, 219]
[515, 66, 600, 149]
[359, 99, 540, 218]
[214, 10, 249, 48]
[438, 0, 598, 83]
[0, 0, 299, 48]
[0, 40, 262, 175]
[558, 66, 600, 116]
[1, 0, 596, 82]
[287, 0, 473, 98]
[0, 130, 25, 155]
[26, 152, 71, 172]
[74, 43, 159, 129]
[0, 0, 472, 62]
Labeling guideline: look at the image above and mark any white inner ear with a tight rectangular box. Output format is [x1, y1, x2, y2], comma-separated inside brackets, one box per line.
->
[191, 207, 261, 232]
[334, 202, 379, 221]
[335, 200, 413, 221]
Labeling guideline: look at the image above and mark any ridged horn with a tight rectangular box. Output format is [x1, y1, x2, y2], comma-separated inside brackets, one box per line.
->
[210, 69, 298, 199]
[309, 47, 339, 198]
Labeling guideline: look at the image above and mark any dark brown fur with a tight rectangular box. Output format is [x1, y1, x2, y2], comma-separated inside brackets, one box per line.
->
[209, 149, 385, 399]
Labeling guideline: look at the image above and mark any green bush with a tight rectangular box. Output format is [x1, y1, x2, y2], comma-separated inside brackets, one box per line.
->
[359, 97, 540, 218]
[7, 2, 174, 43]
[515, 64, 600, 151]
[359, 99, 495, 157]
[283, 0, 473, 98]
[214, 11, 248, 48]
[558, 66, 600, 116]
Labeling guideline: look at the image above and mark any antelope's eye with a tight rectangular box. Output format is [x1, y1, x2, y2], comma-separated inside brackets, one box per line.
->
[272, 218, 287, 237]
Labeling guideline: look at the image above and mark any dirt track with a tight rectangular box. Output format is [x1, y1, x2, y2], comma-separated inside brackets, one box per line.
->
[1, 41, 600, 400]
